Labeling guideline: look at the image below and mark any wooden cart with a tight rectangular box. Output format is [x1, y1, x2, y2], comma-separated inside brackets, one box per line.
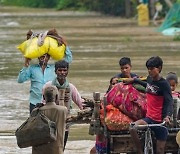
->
[89, 92, 180, 154]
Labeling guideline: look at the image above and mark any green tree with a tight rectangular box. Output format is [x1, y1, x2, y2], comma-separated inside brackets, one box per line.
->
[1, 0, 58, 8]
[1, 0, 130, 16]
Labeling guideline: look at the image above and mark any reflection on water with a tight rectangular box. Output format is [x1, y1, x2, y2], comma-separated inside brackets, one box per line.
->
[0, 136, 95, 154]
[0, 6, 180, 154]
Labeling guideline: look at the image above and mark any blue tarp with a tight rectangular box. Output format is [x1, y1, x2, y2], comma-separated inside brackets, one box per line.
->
[162, 27, 180, 36]
[158, 2, 180, 35]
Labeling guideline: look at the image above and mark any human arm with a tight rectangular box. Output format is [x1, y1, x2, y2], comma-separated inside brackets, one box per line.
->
[162, 81, 173, 124]
[64, 46, 72, 63]
[70, 83, 84, 110]
[123, 78, 147, 87]
[17, 67, 32, 83]
[24, 57, 31, 67]
[17, 58, 32, 83]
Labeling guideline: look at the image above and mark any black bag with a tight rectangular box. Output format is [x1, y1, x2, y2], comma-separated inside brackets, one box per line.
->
[15, 108, 57, 148]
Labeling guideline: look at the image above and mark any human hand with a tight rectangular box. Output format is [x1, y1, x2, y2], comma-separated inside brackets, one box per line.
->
[81, 97, 94, 108]
[24, 57, 31, 67]
[163, 116, 171, 125]
[123, 78, 134, 84]
[61, 37, 67, 46]
[64, 94, 70, 103]
[35, 103, 44, 108]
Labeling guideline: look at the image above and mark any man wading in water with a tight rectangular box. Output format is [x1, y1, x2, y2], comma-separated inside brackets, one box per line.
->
[18, 53, 55, 113]
[42, 60, 84, 150]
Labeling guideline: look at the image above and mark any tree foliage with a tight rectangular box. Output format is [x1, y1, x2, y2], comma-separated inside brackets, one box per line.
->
[0, 0, 171, 16]
[1, 0, 58, 8]
[57, 0, 126, 16]
[1, 0, 126, 15]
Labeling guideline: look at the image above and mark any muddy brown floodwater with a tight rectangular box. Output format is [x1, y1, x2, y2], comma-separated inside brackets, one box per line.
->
[0, 6, 180, 154]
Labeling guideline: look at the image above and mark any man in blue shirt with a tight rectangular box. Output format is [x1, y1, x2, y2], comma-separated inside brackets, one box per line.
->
[17, 54, 56, 113]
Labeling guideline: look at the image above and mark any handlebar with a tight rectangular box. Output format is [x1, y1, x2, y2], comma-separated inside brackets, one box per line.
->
[132, 121, 166, 130]
[168, 127, 180, 132]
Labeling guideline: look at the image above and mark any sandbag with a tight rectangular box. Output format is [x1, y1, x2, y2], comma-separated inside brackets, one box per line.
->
[48, 37, 66, 60]
[100, 104, 133, 131]
[106, 82, 147, 120]
[17, 36, 65, 60]
[17, 37, 47, 59]
[15, 109, 57, 148]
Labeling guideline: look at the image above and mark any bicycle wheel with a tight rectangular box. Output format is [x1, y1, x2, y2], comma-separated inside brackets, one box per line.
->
[144, 128, 154, 154]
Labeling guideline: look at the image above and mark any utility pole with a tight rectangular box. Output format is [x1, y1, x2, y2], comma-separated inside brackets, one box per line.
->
[125, 0, 131, 18]
[149, 0, 156, 19]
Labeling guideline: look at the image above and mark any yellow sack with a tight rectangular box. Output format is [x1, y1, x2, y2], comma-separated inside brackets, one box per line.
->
[137, 4, 149, 26]
[17, 37, 65, 60]
[48, 37, 66, 60]
[17, 37, 47, 59]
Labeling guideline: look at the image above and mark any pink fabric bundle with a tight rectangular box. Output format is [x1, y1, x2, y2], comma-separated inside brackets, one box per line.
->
[106, 82, 147, 120]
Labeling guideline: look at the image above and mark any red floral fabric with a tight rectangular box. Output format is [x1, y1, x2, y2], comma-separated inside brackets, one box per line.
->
[100, 104, 133, 131]
[172, 91, 180, 99]
[106, 82, 147, 120]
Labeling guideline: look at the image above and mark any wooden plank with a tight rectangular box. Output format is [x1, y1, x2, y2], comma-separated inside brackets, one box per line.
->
[110, 134, 136, 153]
[109, 132, 178, 153]
[165, 133, 179, 153]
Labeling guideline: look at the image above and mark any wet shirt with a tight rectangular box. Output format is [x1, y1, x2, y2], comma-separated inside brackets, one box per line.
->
[43, 80, 84, 112]
[32, 102, 67, 154]
[134, 77, 173, 122]
[17, 64, 56, 105]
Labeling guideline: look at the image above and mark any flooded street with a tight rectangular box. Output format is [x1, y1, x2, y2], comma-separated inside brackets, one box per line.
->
[0, 6, 180, 153]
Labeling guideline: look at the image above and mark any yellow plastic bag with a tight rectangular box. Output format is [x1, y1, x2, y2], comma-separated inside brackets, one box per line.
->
[17, 37, 47, 59]
[48, 37, 65, 60]
[17, 36, 65, 60]
[137, 4, 149, 26]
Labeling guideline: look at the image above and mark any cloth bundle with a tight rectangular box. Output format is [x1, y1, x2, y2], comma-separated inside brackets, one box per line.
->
[106, 82, 147, 121]
[100, 82, 147, 131]
[100, 104, 133, 131]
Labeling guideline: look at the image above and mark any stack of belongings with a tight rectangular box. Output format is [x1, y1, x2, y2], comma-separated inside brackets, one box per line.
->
[100, 81, 147, 131]
[17, 29, 67, 60]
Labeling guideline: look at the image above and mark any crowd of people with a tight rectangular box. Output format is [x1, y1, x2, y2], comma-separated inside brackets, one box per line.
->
[90, 56, 179, 154]
[17, 34, 179, 154]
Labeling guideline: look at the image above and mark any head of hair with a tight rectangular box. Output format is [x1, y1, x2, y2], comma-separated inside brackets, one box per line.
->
[38, 53, 50, 59]
[44, 53, 50, 59]
[119, 57, 131, 66]
[146, 56, 163, 72]
[46, 53, 50, 58]
[55, 60, 69, 72]
[43, 85, 58, 102]
[109, 76, 116, 84]
[166, 72, 178, 83]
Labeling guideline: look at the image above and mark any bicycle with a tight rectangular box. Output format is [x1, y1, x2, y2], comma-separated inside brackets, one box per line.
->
[133, 121, 166, 154]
